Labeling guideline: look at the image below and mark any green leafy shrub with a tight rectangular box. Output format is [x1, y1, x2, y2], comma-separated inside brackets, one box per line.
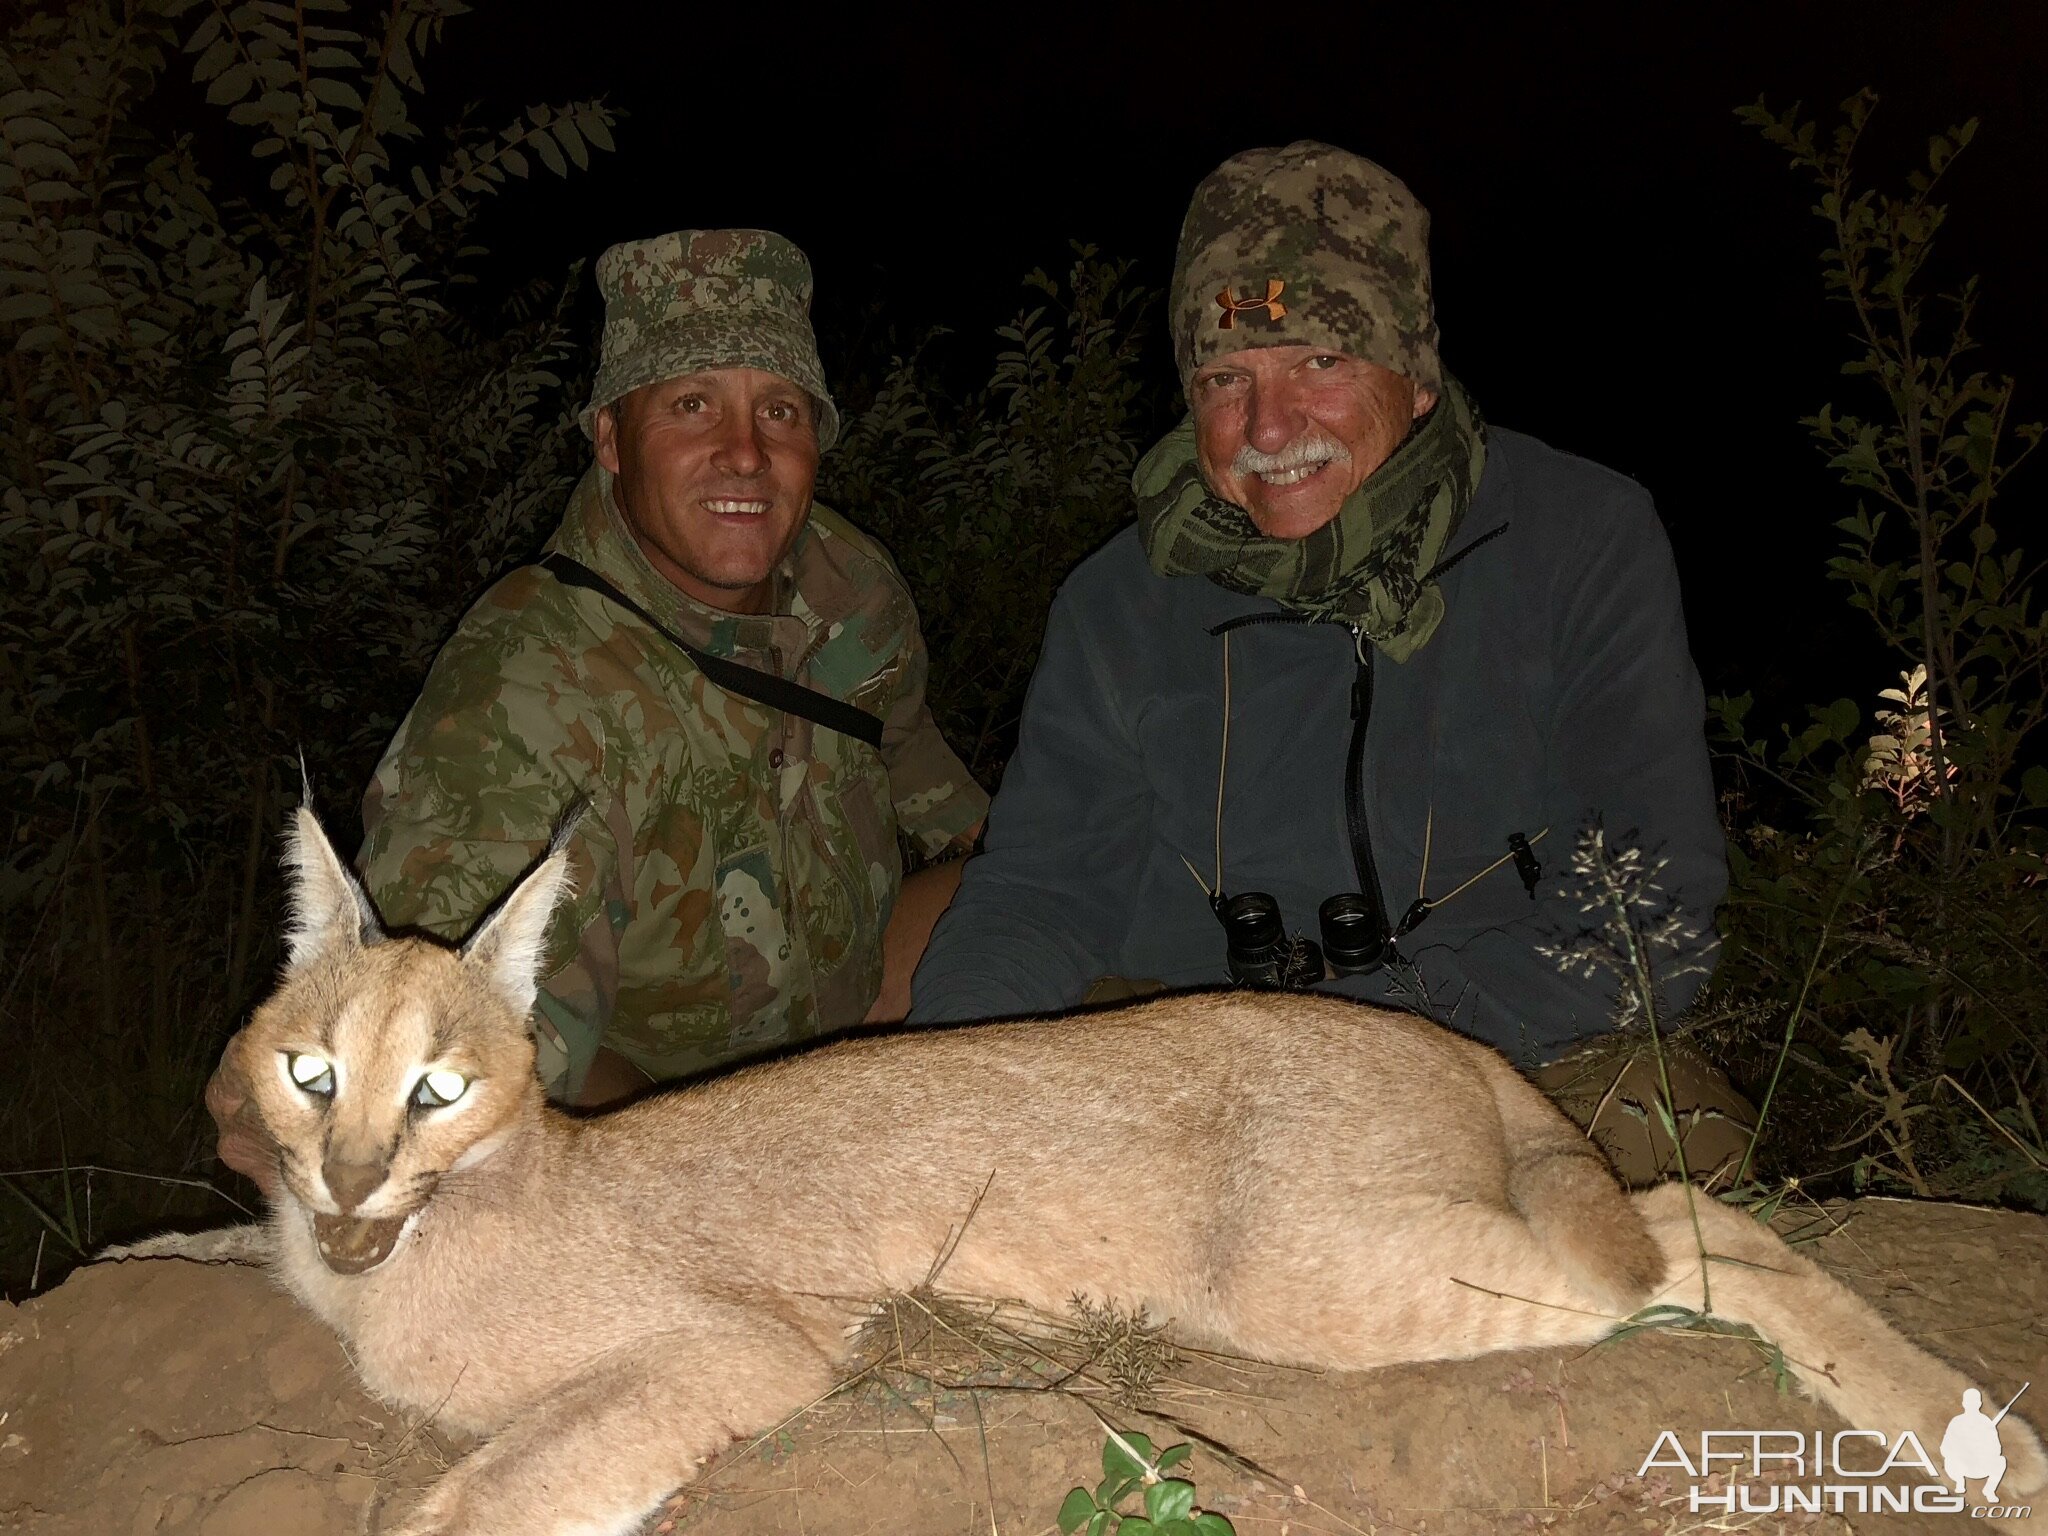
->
[1707, 92, 2047, 1205]
[0, 0, 614, 1278]
[821, 249, 1159, 790]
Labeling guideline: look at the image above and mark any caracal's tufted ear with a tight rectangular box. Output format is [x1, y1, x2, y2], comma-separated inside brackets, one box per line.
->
[459, 834, 576, 1022]
[282, 803, 385, 968]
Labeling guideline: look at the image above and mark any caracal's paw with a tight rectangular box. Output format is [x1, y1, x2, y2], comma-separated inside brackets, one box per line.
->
[97, 1224, 271, 1265]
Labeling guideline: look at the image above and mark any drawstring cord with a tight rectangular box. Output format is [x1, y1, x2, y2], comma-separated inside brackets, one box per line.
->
[1420, 827, 1550, 913]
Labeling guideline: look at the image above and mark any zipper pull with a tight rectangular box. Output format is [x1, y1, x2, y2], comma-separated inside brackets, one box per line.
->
[1346, 624, 1371, 720]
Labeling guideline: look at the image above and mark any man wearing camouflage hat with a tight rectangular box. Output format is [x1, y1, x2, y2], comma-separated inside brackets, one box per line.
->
[910, 143, 1746, 1183]
[209, 229, 986, 1165]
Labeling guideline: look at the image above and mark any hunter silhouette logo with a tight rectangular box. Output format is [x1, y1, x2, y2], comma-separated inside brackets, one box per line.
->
[1215, 278, 1287, 329]
[1943, 1385, 2030, 1504]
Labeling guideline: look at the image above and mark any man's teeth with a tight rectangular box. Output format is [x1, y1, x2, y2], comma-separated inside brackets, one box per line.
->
[1257, 461, 1329, 487]
[705, 500, 770, 515]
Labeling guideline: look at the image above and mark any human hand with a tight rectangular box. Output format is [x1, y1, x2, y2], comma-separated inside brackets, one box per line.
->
[205, 1051, 280, 1198]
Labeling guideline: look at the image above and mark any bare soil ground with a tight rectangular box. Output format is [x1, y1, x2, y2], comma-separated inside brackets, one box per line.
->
[1, 1198, 2042, 1536]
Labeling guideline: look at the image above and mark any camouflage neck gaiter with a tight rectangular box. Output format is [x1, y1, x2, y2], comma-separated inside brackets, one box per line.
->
[1133, 376, 1485, 662]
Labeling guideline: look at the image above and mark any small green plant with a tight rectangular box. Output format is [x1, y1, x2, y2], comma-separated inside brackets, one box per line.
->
[1056, 1429, 1234, 1536]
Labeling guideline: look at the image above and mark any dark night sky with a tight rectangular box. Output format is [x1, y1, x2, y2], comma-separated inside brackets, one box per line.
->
[430, 0, 2048, 717]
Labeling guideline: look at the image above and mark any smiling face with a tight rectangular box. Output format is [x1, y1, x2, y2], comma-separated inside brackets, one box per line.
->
[1191, 346, 1438, 541]
[594, 366, 821, 614]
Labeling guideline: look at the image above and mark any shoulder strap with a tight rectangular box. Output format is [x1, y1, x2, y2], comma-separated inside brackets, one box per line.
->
[533, 553, 886, 749]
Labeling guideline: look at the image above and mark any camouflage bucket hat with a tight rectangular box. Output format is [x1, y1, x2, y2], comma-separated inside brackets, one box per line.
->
[1170, 141, 1441, 396]
[580, 228, 840, 451]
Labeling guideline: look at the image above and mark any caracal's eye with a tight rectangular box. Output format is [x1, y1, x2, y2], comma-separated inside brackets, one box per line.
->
[412, 1069, 470, 1109]
[285, 1052, 335, 1097]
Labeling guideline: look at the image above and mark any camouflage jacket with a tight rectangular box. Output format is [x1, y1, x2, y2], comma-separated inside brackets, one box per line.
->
[359, 465, 988, 1096]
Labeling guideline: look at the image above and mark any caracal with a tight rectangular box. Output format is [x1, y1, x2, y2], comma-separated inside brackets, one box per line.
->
[110, 808, 2048, 1535]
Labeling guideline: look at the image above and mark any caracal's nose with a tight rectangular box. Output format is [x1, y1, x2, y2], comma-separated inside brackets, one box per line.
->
[322, 1158, 388, 1213]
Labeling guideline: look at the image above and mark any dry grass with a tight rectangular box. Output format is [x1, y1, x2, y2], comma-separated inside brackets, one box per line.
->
[833, 1288, 1290, 1466]
[641, 1287, 1298, 1534]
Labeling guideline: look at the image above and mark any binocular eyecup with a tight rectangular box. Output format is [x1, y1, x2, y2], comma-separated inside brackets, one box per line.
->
[1216, 891, 1322, 989]
[1317, 892, 1388, 974]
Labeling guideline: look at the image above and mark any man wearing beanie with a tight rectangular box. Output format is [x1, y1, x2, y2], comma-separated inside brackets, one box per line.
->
[208, 230, 987, 1170]
[910, 145, 1745, 1182]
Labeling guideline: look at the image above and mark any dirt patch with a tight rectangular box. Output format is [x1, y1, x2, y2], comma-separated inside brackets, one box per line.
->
[1, 1199, 2042, 1535]
[0, 1260, 450, 1535]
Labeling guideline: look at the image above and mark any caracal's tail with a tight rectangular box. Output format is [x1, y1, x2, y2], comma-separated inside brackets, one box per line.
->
[1634, 1186, 2048, 1501]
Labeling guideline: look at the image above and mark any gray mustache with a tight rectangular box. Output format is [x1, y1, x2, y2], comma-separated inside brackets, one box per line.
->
[1232, 433, 1352, 477]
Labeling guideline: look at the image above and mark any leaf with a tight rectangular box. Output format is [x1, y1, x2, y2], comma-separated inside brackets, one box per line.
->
[1145, 1480, 1196, 1524]
[0, 292, 53, 323]
[531, 130, 566, 177]
[205, 64, 254, 106]
[308, 77, 364, 113]
[553, 117, 588, 170]
[1192, 1515, 1237, 1536]
[1102, 1431, 1155, 1481]
[1098, 1475, 1138, 1507]
[388, 33, 422, 90]
[7, 141, 79, 178]
[1058, 1488, 1098, 1534]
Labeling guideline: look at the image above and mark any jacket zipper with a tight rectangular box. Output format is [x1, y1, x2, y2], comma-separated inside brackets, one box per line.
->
[1339, 622, 1391, 948]
[1209, 612, 1392, 953]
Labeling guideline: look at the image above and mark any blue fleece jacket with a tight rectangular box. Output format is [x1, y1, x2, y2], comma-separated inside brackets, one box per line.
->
[908, 428, 1726, 1065]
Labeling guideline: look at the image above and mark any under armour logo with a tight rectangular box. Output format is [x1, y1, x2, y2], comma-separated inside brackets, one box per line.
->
[1215, 278, 1287, 329]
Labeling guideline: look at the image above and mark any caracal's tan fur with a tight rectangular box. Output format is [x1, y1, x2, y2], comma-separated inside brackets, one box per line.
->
[128, 810, 2048, 1534]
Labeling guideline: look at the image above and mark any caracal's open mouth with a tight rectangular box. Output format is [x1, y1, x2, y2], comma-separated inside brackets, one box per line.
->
[311, 1210, 414, 1274]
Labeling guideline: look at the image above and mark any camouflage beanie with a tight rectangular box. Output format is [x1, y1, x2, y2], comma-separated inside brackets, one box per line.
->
[580, 228, 840, 451]
[1170, 141, 1441, 395]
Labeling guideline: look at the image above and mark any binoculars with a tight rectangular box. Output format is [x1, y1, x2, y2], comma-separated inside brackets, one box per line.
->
[1212, 832, 1539, 992]
[1215, 889, 1391, 989]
